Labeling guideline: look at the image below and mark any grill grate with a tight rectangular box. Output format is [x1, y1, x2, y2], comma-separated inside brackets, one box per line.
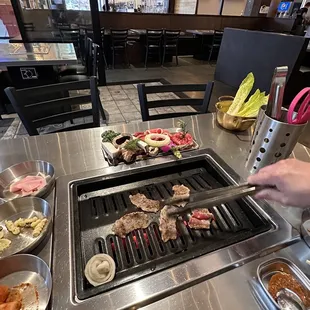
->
[73, 159, 271, 300]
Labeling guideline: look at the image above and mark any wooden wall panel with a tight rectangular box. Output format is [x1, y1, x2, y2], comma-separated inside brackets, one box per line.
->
[99, 12, 171, 29]
[21, 10, 295, 34]
[220, 16, 264, 30]
[169, 14, 221, 30]
[99, 12, 294, 32]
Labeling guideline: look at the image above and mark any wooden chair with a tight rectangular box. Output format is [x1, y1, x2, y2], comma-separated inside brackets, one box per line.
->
[4, 77, 102, 136]
[137, 82, 214, 121]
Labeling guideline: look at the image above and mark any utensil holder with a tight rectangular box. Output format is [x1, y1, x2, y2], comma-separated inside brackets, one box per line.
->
[246, 106, 307, 173]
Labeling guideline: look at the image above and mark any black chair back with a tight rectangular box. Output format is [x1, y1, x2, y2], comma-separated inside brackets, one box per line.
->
[212, 31, 223, 45]
[78, 28, 87, 65]
[146, 29, 163, 47]
[5, 77, 101, 136]
[163, 29, 180, 47]
[57, 24, 71, 30]
[85, 40, 98, 77]
[100, 28, 105, 43]
[111, 29, 128, 48]
[60, 29, 80, 53]
[215, 28, 308, 105]
[60, 29, 79, 40]
[85, 28, 94, 39]
[137, 82, 214, 121]
[162, 29, 181, 65]
[24, 23, 35, 31]
[207, 30, 224, 62]
[85, 37, 93, 75]
[91, 43, 99, 77]
[144, 29, 163, 67]
[100, 28, 108, 67]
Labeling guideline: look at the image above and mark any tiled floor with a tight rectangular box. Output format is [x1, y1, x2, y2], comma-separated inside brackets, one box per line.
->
[100, 82, 195, 125]
[105, 56, 236, 111]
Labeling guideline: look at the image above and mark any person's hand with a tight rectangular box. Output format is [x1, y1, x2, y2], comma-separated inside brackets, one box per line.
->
[247, 159, 310, 207]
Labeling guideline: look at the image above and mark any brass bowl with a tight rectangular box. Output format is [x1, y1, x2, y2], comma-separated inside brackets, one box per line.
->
[215, 100, 256, 132]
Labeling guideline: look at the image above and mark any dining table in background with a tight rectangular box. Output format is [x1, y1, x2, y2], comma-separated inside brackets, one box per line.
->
[0, 42, 77, 88]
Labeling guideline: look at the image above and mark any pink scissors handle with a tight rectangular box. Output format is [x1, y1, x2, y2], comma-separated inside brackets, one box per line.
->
[287, 87, 310, 124]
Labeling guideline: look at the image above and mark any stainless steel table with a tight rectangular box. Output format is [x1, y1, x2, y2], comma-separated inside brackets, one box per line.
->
[0, 113, 310, 309]
[0, 113, 307, 230]
[0, 42, 77, 66]
[0, 42, 77, 88]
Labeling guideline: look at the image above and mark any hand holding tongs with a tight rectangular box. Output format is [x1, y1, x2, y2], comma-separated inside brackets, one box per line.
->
[165, 183, 271, 216]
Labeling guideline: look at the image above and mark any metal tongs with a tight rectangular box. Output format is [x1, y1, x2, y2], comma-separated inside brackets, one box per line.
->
[265, 66, 288, 121]
[165, 183, 270, 216]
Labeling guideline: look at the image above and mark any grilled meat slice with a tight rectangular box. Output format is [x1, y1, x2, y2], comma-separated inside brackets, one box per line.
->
[159, 206, 178, 242]
[188, 217, 211, 229]
[112, 212, 150, 238]
[172, 184, 190, 207]
[188, 208, 214, 229]
[129, 193, 160, 213]
[192, 209, 214, 220]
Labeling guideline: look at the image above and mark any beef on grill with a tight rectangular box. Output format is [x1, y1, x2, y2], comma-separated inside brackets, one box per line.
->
[112, 212, 150, 238]
[189, 209, 214, 229]
[159, 206, 178, 242]
[129, 193, 160, 213]
[172, 185, 190, 207]
[158, 185, 190, 242]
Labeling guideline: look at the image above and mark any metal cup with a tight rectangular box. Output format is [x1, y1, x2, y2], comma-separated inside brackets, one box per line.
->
[246, 106, 307, 173]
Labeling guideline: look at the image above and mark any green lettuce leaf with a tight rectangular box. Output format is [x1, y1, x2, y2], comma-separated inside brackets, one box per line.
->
[227, 72, 255, 116]
[236, 91, 269, 118]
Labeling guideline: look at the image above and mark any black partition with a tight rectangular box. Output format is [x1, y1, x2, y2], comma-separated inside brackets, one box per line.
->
[214, 28, 309, 105]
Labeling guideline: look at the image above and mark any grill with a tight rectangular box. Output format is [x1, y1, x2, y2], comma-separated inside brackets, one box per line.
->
[71, 156, 272, 300]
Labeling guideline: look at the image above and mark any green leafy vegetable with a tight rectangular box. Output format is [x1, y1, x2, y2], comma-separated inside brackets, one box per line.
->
[236, 90, 269, 118]
[177, 120, 188, 138]
[171, 147, 182, 159]
[227, 73, 255, 116]
[101, 130, 120, 143]
[123, 139, 140, 152]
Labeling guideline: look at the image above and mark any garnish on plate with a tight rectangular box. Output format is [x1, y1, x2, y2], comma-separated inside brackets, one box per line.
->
[123, 139, 140, 152]
[177, 120, 188, 138]
[101, 126, 197, 165]
[171, 121, 193, 146]
[101, 130, 120, 143]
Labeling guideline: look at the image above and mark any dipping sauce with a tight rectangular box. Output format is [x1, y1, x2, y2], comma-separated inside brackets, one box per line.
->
[268, 272, 310, 306]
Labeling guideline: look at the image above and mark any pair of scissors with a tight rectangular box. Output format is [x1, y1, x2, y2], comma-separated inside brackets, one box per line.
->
[287, 87, 310, 125]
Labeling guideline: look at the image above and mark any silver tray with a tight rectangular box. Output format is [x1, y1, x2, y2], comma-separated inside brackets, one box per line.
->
[101, 127, 199, 166]
[0, 197, 52, 259]
[0, 160, 55, 201]
[0, 254, 52, 309]
[257, 257, 310, 309]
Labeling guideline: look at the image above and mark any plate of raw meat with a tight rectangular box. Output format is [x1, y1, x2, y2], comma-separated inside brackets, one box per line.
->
[0, 161, 55, 201]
